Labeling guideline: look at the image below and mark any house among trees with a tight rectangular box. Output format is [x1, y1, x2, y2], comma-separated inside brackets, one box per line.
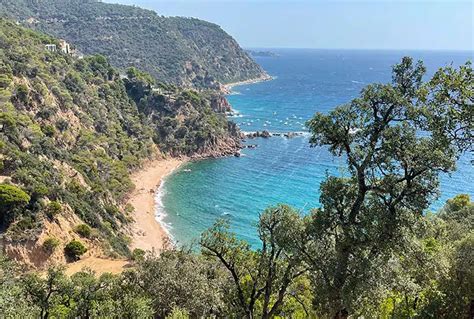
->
[44, 44, 57, 52]
[44, 40, 73, 55]
[59, 40, 71, 54]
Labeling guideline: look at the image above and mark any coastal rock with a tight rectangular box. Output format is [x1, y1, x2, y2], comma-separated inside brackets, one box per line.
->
[245, 130, 272, 139]
[210, 94, 233, 113]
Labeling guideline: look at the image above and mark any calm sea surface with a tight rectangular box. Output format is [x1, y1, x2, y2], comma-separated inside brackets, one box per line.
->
[160, 49, 473, 246]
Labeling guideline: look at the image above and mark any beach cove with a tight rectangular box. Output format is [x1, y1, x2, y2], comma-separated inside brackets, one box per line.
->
[159, 49, 474, 247]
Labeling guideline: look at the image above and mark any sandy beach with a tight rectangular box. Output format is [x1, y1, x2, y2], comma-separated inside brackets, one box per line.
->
[223, 74, 273, 92]
[129, 157, 184, 252]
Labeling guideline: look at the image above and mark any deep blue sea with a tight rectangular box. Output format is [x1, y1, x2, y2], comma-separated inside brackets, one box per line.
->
[159, 49, 473, 247]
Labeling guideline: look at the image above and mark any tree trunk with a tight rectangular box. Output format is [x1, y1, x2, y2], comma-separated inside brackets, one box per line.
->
[468, 299, 474, 319]
[333, 309, 349, 319]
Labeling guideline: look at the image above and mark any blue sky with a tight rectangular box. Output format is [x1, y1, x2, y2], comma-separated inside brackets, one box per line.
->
[104, 0, 473, 51]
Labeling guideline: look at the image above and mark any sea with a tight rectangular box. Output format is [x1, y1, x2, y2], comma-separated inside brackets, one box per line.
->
[158, 49, 473, 247]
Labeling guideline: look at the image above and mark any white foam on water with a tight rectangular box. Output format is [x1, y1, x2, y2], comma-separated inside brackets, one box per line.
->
[153, 167, 182, 242]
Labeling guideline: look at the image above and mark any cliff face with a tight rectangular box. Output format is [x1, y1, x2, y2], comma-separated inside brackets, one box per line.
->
[0, 0, 267, 88]
[124, 73, 242, 157]
[210, 95, 233, 113]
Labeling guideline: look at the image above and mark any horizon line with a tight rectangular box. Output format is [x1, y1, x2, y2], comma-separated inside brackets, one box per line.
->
[244, 47, 474, 53]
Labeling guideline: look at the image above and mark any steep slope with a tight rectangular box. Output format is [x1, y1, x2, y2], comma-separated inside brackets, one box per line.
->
[0, 19, 240, 267]
[0, 0, 268, 88]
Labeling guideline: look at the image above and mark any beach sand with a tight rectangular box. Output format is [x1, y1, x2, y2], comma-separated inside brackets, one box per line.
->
[223, 74, 273, 93]
[64, 157, 183, 275]
[129, 157, 184, 253]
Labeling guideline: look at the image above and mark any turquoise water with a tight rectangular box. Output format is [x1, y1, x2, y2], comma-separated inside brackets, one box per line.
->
[161, 49, 474, 247]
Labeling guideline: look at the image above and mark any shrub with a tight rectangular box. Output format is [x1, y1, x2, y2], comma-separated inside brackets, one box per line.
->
[55, 119, 69, 132]
[46, 201, 62, 219]
[41, 124, 56, 137]
[15, 84, 29, 104]
[64, 240, 87, 260]
[74, 224, 92, 238]
[131, 248, 146, 262]
[0, 74, 12, 89]
[0, 184, 30, 227]
[43, 237, 60, 253]
[166, 307, 190, 319]
[124, 203, 134, 214]
[14, 215, 35, 231]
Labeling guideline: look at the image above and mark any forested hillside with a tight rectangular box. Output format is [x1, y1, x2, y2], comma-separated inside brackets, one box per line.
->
[0, 0, 267, 88]
[0, 4, 472, 317]
[0, 19, 240, 262]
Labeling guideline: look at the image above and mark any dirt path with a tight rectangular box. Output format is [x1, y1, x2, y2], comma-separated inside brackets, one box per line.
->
[64, 257, 131, 276]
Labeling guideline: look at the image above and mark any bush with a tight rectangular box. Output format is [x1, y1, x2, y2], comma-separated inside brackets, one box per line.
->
[131, 248, 146, 262]
[166, 307, 190, 319]
[13, 215, 36, 231]
[74, 224, 92, 238]
[0, 184, 30, 227]
[64, 240, 87, 260]
[55, 119, 69, 132]
[43, 237, 60, 253]
[41, 124, 56, 137]
[15, 84, 29, 104]
[46, 201, 62, 219]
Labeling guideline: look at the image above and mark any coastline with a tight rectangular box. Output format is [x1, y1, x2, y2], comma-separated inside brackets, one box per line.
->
[129, 157, 185, 253]
[128, 75, 273, 253]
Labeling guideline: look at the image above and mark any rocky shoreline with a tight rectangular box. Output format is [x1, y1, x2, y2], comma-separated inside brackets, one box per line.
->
[243, 130, 306, 139]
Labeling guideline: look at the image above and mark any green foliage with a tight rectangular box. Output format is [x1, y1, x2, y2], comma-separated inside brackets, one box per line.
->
[0, 184, 30, 227]
[64, 240, 87, 261]
[131, 248, 146, 263]
[0, 19, 156, 254]
[14, 84, 29, 105]
[304, 57, 471, 317]
[166, 307, 190, 319]
[74, 223, 93, 238]
[445, 193, 470, 212]
[45, 200, 62, 219]
[0, 255, 39, 317]
[201, 205, 307, 318]
[125, 73, 240, 156]
[0, 0, 265, 88]
[135, 249, 227, 317]
[43, 237, 60, 253]
[41, 124, 56, 137]
[0, 191, 472, 318]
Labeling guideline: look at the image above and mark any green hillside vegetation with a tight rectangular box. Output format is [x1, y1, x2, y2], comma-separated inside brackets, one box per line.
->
[0, 0, 266, 88]
[0, 197, 472, 318]
[0, 9, 472, 318]
[0, 19, 240, 256]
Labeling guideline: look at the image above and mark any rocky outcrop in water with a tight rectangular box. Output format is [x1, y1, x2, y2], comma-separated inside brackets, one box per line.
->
[244, 131, 305, 139]
[246, 130, 272, 139]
